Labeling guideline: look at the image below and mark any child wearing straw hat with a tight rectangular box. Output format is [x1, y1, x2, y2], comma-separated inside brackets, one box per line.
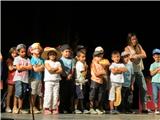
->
[41, 47, 62, 115]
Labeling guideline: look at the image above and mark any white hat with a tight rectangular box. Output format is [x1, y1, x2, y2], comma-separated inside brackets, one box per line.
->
[121, 51, 130, 57]
[95, 46, 104, 53]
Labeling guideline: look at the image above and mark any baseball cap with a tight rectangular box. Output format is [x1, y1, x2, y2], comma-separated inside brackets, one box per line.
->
[152, 48, 160, 55]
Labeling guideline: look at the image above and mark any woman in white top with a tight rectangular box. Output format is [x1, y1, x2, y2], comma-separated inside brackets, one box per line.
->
[124, 33, 148, 113]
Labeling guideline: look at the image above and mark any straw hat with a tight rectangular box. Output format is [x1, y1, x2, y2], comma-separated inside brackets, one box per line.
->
[114, 87, 122, 107]
[41, 47, 61, 60]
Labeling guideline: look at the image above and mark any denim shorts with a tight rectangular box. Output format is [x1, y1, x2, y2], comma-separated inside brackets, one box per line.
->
[15, 81, 30, 98]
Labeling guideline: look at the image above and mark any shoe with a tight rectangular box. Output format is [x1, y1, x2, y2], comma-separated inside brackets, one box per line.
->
[52, 109, 59, 115]
[89, 108, 97, 114]
[12, 107, 19, 114]
[155, 110, 160, 115]
[5, 107, 12, 113]
[141, 109, 148, 114]
[74, 109, 82, 114]
[19, 109, 28, 114]
[83, 109, 90, 114]
[95, 109, 103, 114]
[110, 110, 119, 114]
[44, 109, 52, 115]
[30, 107, 41, 114]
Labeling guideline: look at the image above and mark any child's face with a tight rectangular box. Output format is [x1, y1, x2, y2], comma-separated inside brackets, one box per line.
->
[62, 49, 71, 58]
[122, 55, 130, 64]
[112, 54, 120, 63]
[153, 54, 160, 62]
[19, 48, 26, 58]
[11, 50, 17, 58]
[48, 51, 57, 61]
[78, 53, 86, 63]
[131, 35, 138, 46]
[94, 54, 103, 62]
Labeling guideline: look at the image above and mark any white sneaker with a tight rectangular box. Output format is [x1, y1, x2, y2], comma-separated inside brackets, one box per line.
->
[83, 109, 90, 114]
[5, 107, 12, 113]
[95, 109, 103, 114]
[74, 109, 82, 114]
[89, 108, 97, 114]
[155, 110, 160, 115]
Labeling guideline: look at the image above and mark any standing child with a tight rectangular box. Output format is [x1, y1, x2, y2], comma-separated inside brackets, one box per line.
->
[120, 51, 134, 113]
[74, 50, 89, 114]
[59, 44, 75, 113]
[42, 47, 62, 115]
[149, 48, 160, 114]
[5, 47, 17, 113]
[29, 43, 44, 114]
[12, 44, 32, 114]
[109, 50, 127, 114]
[89, 47, 107, 114]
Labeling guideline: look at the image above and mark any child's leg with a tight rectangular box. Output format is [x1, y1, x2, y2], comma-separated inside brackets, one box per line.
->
[6, 84, 14, 111]
[152, 83, 159, 111]
[52, 82, 59, 111]
[18, 98, 23, 109]
[108, 84, 116, 110]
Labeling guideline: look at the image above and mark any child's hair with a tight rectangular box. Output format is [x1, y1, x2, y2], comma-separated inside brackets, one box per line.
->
[111, 50, 120, 57]
[76, 50, 86, 58]
[8, 47, 16, 60]
[16, 44, 26, 52]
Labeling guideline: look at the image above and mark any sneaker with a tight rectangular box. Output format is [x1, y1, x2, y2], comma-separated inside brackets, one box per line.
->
[52, 109, 59, 115]
[83, 109, 90, 114]
[74, 109, 82, 114]
[44, 109, 52, 115]
[12, 107, 19, 114]
[95, 109, 103, 114]
[19, 109, 28, 114]
[155, 110, 160, 115]
[30, 107, 41, 114]
[89, 108, 97, 114]
[110, 110, 119, 114]
[5, 107, 12, 113]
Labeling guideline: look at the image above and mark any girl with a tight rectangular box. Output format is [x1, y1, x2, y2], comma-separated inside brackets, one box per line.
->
[5, 47, 17, 113]
[42, 47, 62, 115]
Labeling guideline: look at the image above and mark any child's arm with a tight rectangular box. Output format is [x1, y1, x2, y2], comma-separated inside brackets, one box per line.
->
[91, 63, 106, 77]
[150, 67, 160, 76]
[33, 65, 44, 72]
[111, 67, 127, 74]
[54, 64, 63, 74]
[45, 62, 58, 74]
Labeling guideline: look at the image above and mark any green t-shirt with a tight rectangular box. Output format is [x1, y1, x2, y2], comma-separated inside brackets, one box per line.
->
[150, 62, 160, 83]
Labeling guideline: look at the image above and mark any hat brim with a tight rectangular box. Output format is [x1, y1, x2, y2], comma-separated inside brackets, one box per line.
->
[41, 48, 61, 60]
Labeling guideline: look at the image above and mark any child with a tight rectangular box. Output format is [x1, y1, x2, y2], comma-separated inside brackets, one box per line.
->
[5, 47, 17, 113]
[120, 51, 134, 113]
[74, 50, 89, 114]
[149, 48, 160, 114]
[12, 44, 32, 114]
[59, 44, 75, 113]
[42, 47, 62, 115]
[109, 50, 127, 114]
[89, 47, 107, 114]
[29, 43, 44, 114]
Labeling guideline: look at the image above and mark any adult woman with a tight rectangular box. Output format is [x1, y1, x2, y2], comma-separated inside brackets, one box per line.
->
[124, 33, 148, 113]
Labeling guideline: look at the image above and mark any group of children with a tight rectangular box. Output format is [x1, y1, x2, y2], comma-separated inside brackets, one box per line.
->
[2, 39, 160, 115]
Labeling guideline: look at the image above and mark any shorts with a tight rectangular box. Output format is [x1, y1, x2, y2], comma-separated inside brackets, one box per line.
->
[30, 79, 42, 96]
[15, 81, 30, 98]
[75, 85, 84, 99]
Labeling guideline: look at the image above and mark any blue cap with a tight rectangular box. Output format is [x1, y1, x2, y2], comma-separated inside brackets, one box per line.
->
[152, 48, 160, 55]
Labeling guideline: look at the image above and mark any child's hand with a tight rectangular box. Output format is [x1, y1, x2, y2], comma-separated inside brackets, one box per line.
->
[67, 74, 72, 80]
[131, 84, 134, 91]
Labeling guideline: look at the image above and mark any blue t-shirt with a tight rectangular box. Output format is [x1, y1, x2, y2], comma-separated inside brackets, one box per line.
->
[30, 56, 44, 80]
[59, 56, 75, 77]
[150, 61, 160, 83]
[123, 61, 134, 87]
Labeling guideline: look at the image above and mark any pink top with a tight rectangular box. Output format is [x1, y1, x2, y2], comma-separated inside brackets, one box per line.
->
[6, 58, 15, 85]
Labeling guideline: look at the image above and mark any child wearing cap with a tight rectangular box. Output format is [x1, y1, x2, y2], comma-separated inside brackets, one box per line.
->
[120, 51, 134, 113]
[12, 44, 32, 114]
[29, 43, 44, 114]
[149, 48, 160, 114]
[42, 47, 62, 115]
[109, 50, 127, 114]
[59, 44, 75, 113]
[89, 47, 107, 114]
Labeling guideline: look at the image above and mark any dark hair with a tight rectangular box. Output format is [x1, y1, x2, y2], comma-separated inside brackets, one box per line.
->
[76, 50, 86, 57]
[8, 47, 17, 60]
[47, 51, 57, 60]
[111, 50, 120, 57]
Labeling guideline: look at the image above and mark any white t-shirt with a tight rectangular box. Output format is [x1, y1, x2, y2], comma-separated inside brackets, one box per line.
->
[13, 56, 31, 83]
[109, 62, 125, 83]
[76, 61, 85, 83]
[44, 60, 61, 82]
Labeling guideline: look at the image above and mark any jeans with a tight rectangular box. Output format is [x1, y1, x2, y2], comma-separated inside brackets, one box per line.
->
[152, 82, 160, 104]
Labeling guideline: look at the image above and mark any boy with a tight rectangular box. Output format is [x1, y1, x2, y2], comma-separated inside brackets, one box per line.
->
[109, 50, 127, 114]
[149, 48, 160, 114]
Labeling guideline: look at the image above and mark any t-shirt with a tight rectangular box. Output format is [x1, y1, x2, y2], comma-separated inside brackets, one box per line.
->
[123, 61, 134, 87]
[150, 62, 160, 83]
[109, 62, 125, 83]
[59, 56, 75, 77]
[44, 60, 61, 82]
[30, 56, 44, 81]
[13, 56, 31, 83]
[76, 61, 85, 83]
